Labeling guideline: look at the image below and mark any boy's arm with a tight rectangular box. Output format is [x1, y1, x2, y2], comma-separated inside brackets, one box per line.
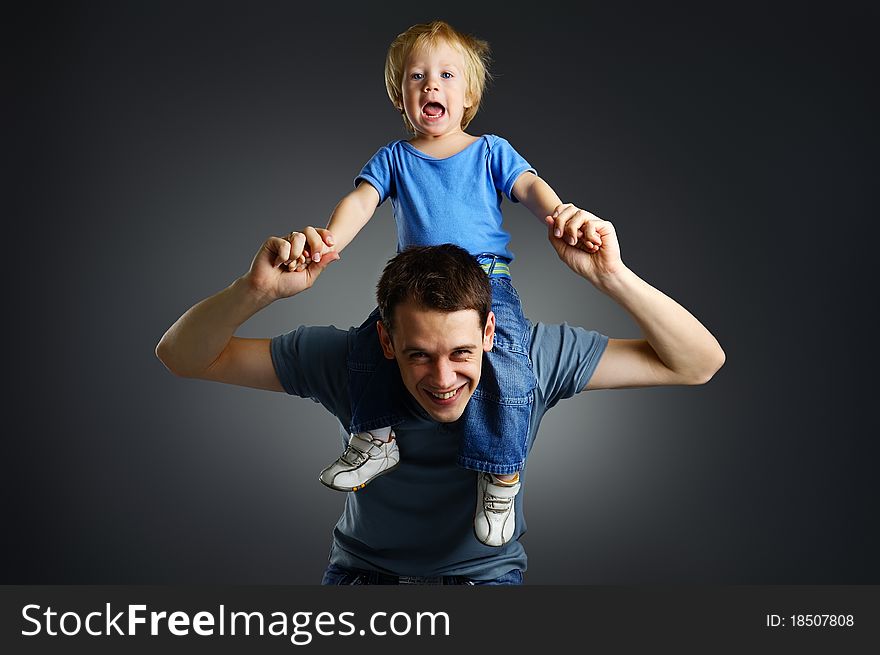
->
[511, 171, 562, 221]
[292, 181, 381, 270]
[512, 172, 601, 252]
[326, 182, 381, 251]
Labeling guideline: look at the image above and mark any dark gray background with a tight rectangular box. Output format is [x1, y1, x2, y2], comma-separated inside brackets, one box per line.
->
[6, 1, 877, 584]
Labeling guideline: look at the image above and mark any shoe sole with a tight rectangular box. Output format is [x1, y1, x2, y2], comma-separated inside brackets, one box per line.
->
[318, 460, 402, 492]
[473, 524, 510, 548]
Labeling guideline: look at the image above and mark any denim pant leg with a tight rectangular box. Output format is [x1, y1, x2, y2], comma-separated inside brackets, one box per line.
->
[458, 278, 535, 475]
[347, 307, 407, 434]
[321, 563, 367, 585]
[467, 569, 524, 585]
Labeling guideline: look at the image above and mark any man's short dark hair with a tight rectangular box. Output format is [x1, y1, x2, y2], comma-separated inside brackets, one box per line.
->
[377, 244, 491, 333]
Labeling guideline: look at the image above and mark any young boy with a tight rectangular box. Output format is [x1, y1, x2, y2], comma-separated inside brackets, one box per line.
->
[290, 20, 598, 547]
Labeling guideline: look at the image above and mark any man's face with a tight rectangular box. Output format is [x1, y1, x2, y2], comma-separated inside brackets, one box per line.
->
[377, 301, 495, 423]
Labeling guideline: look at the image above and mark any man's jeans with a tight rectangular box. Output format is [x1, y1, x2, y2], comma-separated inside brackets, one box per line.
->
[321, 563, 524, 586]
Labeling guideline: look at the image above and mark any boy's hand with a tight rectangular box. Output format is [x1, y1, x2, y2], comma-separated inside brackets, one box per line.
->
[546, 213, 623, 283]
[246, 231, 340, 302]
[545, 204, 601, 252]
[280, 226, 336, 271]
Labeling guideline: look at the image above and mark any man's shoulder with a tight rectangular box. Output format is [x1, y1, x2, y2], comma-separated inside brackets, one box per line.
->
[275, 323, 351, 347]
[270, 323, 352, 369]
[529, 321, 609, 404]
[528, 320, 607, 358]
[270, 324, 353, 399]
[528, 321, 575, 351]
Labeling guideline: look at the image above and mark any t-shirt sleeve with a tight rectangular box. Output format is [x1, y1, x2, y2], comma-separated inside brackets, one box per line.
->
[270, 325, 351, 417]
[531, 322, 609, 409]
[487, 135, 537, 203]
[354, 144, 394, 203]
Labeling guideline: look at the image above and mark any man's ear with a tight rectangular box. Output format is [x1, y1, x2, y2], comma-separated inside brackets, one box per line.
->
[376, 320, 396, 359]
[482, 311, 496, 352]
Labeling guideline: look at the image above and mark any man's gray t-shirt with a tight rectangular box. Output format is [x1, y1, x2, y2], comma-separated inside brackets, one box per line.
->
[271, 322, 608, 580]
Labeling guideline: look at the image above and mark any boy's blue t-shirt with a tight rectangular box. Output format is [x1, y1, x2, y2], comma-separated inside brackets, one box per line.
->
[355, 134, 536, 262]
[270, 321, 608, 579]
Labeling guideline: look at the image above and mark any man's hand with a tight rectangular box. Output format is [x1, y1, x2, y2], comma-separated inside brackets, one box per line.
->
[246, 229, 339, 303]
[545, 209, 726, 390]
[545, 211, 624, 284]
[284, 226, 336, 271]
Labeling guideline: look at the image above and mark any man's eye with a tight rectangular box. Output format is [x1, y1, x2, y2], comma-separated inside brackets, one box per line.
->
[453, 350, 472, 358]
[410, 352, 428, 360]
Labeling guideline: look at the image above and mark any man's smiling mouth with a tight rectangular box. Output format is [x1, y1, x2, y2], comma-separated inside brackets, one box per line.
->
[426, 384, 465, 402]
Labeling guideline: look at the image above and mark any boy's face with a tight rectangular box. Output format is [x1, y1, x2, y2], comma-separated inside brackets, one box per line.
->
[401, 39, 472, 139]
[377, 301, 495, 423]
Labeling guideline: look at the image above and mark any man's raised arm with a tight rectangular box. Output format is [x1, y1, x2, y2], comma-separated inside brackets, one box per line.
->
[155, 228, 339, 391]
[544, 213, 725, 391]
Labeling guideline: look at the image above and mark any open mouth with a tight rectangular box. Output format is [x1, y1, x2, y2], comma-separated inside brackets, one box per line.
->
[421, 102, 446, 120]
[425, 384, 464, 405]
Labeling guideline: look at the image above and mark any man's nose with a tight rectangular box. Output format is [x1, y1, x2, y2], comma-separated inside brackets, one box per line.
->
[430, 359, 457, 388]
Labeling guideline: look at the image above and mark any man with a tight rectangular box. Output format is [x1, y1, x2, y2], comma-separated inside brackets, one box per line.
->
[156, 214, 724, 585]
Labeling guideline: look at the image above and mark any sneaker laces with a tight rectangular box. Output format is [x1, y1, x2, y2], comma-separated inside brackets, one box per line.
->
[339, 445, 368, 466]
[483, 493, 513, 513]
[339, 435, 382, 466]
[482, 476, 514, 513]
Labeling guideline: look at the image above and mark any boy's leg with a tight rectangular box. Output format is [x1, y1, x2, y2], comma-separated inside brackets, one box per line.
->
[318, 308, 406, 492]
[460, 277, 535, 547]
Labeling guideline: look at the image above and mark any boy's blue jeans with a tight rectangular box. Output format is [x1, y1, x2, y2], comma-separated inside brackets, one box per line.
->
[346, 263, 535, 475]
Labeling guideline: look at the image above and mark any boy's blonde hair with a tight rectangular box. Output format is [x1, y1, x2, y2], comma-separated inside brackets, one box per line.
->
[384, 20, 492, 134]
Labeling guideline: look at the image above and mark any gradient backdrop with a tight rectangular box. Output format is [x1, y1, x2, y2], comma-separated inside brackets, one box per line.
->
[6, 1, 877, 584]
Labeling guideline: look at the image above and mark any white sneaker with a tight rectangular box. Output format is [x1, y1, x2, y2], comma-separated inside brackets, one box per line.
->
[319, 431, 400, 491]
[474, 473, 520, 547]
